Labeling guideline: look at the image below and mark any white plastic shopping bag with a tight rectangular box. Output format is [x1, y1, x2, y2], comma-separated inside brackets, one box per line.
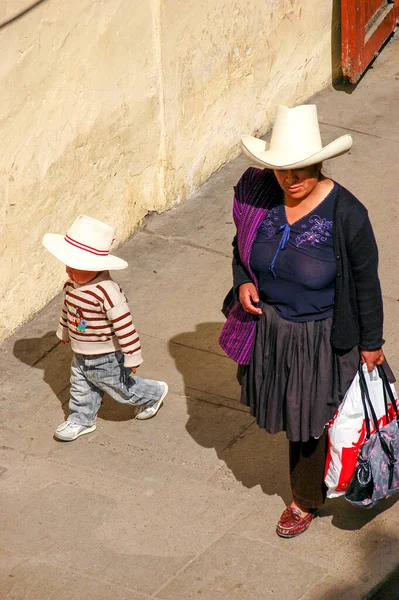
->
[324, 364, 398, 498]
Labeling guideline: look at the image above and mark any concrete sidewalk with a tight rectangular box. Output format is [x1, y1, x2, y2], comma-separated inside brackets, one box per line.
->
[1, 36, 399, 600]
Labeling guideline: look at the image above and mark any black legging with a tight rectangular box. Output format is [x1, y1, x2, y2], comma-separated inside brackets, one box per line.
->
[289, 430, 328, 511]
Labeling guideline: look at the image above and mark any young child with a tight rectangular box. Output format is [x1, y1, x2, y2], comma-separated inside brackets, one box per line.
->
[42, 215, 168, 441]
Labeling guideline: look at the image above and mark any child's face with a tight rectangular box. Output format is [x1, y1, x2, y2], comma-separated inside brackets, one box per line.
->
[66, 266, 100, 284]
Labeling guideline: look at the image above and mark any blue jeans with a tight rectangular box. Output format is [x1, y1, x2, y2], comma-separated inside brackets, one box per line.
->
[68, 351, 163, 426]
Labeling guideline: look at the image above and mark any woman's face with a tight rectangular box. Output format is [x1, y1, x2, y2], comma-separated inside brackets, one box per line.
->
[273, 165, 321, 201]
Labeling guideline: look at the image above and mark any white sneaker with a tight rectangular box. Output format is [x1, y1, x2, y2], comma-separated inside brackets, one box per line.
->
[135, 382, 168, 420]
[54, 420, 96, 441]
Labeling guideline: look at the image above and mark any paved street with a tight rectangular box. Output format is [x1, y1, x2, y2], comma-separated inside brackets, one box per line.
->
[1, 36, 398, 600]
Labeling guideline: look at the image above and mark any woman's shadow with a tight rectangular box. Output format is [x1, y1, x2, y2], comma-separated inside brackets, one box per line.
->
[168, 321, 397, 530]
[169, 322, 292, 505]
[13, 331, 138, 423]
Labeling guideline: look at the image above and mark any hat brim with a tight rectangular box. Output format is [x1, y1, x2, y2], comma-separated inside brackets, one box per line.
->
[241, 134, 352, 169]
[43, 234, 128, 271]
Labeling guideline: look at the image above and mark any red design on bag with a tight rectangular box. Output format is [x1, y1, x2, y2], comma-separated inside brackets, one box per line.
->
[331, 407, 396, 492]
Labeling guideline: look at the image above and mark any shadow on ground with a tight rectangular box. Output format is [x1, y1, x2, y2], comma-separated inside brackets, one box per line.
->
[169, 321, 398, 531]
[14, 326, 398, 534]
[364, 564, 399, 600]
[169, 322, 293, 501]
[13, 331, 139, 423]
[316, 529, 399, 600]
[319, 494, 398, 531]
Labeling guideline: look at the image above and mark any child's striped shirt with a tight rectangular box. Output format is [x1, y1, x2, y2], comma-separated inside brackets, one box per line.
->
[56, 272, 143, 367]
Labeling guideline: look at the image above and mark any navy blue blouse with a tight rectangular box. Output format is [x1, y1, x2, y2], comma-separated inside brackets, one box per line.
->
[250, 184, 337, 322]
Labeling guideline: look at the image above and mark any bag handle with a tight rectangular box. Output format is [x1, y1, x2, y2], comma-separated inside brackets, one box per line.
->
[374, 365, 399, 489]
[358, 364, 397, 487]
[358, 365, 377, 438]
[360, 365, 390, 423]
[377, 364, 399, 420]
[358, 363, 398, 432]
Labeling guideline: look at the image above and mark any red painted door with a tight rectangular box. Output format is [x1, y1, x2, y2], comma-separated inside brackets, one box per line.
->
[342, 0, 397, 83]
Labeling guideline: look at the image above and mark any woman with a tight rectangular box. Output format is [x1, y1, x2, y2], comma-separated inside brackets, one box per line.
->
[219, 104, 393, 538]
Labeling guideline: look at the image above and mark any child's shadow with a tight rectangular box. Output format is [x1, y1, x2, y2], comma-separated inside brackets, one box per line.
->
[13, 332, 137, 422]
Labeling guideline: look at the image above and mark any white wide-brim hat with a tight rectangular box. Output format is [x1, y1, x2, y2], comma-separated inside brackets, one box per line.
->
[241, 104, 352, 170]
[43, 215, 128, 271]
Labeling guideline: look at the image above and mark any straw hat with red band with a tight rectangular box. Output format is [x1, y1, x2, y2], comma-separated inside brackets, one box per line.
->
[42, 215, 128, 271]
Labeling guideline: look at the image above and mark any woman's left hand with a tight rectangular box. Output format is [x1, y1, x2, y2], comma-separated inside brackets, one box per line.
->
[360, 349, 385, 372]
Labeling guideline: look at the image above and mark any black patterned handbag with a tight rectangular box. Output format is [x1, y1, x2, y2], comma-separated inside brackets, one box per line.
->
[345, 365, 399, 508]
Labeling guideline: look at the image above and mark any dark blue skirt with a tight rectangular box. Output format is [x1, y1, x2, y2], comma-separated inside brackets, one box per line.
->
[239, 302, 360, 443]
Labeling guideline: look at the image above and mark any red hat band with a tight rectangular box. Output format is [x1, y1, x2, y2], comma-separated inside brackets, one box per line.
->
[64, 235, 109, 256]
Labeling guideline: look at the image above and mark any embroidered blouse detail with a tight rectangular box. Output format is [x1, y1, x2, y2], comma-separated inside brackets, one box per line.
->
[258, 206, 280, 239]
[296, 215, 333, 247]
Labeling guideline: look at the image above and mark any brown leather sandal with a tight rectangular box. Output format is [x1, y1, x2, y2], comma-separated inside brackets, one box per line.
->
[276, 506, 316, 538]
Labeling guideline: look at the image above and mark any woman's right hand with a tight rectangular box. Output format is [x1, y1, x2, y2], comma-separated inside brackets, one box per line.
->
[239, 283, 262, 315]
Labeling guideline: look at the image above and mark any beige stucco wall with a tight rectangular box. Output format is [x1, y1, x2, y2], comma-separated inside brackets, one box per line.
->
[0, 0, 337, 341]
[161, 0, 338, 200]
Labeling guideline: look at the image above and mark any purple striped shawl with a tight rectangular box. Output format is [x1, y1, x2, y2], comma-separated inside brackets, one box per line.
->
[218, 167, 282, 364]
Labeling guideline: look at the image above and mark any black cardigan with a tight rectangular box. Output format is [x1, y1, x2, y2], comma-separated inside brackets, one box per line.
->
[232, 182, 384, 351]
